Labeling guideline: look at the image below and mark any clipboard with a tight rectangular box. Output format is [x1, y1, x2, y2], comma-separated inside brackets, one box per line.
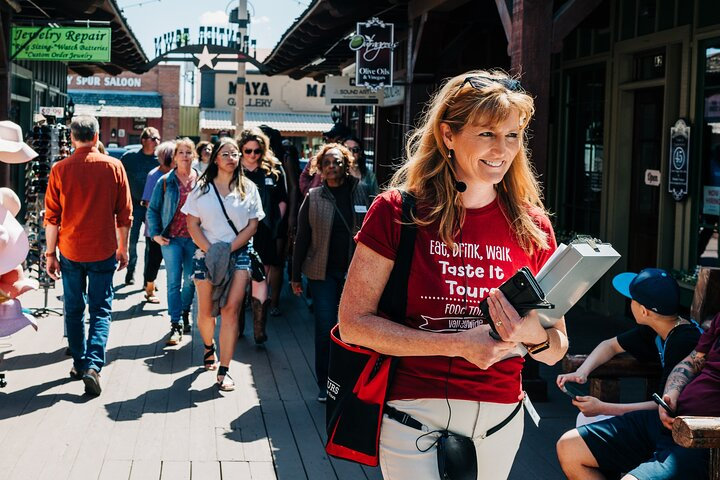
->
[535, 236, 621, 328]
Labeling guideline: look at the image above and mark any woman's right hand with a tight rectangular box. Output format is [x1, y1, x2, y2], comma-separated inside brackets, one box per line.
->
[557, 372, 587, 389]
[291, 281, 303, 296]
[153, 235, 170, 246]
[459, 325, 518, 370]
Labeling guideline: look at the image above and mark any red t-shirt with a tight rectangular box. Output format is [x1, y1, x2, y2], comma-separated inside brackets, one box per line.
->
[167, 178, 194, 239]
[355, 190, 556, 404]
[677, 313, 720, 416]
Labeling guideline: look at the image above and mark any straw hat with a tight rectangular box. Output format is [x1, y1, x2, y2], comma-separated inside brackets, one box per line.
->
[0, 298, 38, 337]
[0, 121, 38, 164]
[0, 204, 29, 275]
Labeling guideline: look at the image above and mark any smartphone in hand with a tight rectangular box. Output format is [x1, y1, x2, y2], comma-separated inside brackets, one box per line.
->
[561, 381, 589, 399]
[652, 393, 676, 417]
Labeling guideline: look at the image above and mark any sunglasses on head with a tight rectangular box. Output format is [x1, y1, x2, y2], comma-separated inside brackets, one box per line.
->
[243, 148, 262, 155]
[455, 75, 522, 94]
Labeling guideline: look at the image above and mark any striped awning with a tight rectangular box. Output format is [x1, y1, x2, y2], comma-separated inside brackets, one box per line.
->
[69, 90, 162, 118]
[244, 111, 333, 133]
[199, 109, 235, 131]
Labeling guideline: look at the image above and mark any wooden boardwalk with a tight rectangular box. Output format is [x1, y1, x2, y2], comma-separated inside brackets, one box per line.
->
[0, 241, 580, 480]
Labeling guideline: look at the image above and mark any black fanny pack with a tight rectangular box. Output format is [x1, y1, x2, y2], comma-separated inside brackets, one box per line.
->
[385, 400, 523, 480]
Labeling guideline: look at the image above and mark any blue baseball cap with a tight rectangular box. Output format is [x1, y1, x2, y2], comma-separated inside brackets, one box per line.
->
[612, 268, 679, 315]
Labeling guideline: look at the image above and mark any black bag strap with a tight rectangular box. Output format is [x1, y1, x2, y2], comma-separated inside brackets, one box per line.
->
[378, 190, 416, 322]
[322, 184, 353, 234]
[211, 182, 239, 235]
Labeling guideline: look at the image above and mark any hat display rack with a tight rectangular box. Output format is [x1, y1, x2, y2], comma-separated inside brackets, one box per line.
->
[24, 124, 69, 317]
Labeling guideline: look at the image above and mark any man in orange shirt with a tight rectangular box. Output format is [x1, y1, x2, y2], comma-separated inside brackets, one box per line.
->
[44, 115, 132, 396]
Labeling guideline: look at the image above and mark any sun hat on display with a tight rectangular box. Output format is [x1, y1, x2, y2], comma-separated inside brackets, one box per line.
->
[0, 121, 38, 164]
[0, 204, 29, 276]
[0, 298, 38, 337]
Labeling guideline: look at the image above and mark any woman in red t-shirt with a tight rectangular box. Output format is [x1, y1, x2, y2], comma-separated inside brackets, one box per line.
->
[339, 70, 569, 479]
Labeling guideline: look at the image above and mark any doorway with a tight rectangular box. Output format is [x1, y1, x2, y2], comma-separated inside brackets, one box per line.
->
[628, 87, 664, 272]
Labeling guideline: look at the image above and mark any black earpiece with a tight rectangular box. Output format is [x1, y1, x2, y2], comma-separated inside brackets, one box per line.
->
[447, 149, 467, 192]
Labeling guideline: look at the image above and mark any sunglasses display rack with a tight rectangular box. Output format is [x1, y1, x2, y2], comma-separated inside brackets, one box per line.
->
[24, 124, 69, 318]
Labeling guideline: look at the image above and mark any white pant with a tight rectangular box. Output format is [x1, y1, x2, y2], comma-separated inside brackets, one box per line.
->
[380, 398, 524, 480]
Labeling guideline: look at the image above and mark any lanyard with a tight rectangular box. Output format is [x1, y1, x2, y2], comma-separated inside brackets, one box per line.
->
[655, 319, 703, 368]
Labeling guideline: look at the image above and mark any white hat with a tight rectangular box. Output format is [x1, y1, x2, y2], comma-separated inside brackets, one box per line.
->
[0, 205, 29, 275]
[0, 188, 21, 216]
[0, 298, 38, 337]
[0, 121, 38, 164]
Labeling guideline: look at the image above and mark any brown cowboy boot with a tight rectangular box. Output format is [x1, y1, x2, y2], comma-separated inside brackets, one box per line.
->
[252, 297, 270, 344]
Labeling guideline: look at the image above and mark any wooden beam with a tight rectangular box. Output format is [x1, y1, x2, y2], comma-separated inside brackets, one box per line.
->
[494, 0, 512, 51]
[673, 417, 720, 449]
[551, 0, 603, 52]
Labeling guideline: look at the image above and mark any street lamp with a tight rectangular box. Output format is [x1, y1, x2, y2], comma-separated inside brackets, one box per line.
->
[330, 105, 341, 124]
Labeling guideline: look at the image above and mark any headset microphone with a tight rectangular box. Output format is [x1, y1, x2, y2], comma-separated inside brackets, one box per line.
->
[447, 149, 467, 193]
[454, 180, 467, 192]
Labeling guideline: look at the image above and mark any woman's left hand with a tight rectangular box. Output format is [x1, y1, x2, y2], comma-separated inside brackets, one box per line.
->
[486, 288, 547, 345]
[291, 281, 303, 296]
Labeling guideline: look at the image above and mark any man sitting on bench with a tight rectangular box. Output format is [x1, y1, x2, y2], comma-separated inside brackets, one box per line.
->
[556, 288, 719, 480]
[557, 268, 701, 425]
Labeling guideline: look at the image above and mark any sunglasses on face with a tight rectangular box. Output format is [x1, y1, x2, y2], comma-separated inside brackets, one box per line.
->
[143, 136, 161, 141]
[346, 146, 361, 154]
[243, 148, 262, 155]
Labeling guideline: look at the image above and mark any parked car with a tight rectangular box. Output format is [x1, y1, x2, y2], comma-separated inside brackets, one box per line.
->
[124, 143, 142, 152]
[106, 147, 127, 159]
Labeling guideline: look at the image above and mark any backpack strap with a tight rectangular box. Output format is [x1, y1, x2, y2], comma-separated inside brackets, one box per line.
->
[378, 191, 416, 323]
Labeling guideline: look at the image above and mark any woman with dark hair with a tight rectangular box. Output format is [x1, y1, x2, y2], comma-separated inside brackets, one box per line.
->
[182, 137, 264, 391]
[147, 138, 199, 346]
[342, 136, 378, 200]
[339, 70, 568, 478]
[291, 143, 369, 402]
[238, 128, 287, 342]
[193, 140, 212, 174]
[141, 140, 175, 306]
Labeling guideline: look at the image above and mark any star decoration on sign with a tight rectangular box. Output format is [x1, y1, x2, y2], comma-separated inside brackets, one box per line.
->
[194, 46, 218, 70]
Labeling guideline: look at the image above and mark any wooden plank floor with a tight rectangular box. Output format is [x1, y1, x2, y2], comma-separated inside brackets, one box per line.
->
[0, 240, 580, 480]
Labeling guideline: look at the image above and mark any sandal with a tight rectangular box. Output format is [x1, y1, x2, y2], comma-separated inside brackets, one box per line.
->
[217, 366, 235, 391]
[144, 292, 160, 304]
[203, 342, 218, 370]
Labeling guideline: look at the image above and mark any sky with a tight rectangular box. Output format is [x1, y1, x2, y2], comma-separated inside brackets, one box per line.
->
[118, 0, 309, 60]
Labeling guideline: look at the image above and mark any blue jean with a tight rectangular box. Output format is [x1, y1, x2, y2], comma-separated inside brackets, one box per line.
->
[308, 269, 346, 391]
[161, 236, 196, 325]
[128, 203, 146, 275]
[60, 253, 117, 372]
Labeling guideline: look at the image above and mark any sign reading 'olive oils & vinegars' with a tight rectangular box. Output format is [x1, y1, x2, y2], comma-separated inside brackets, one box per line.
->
[11, 27, 111, 62]
[350, 17, 398, 91]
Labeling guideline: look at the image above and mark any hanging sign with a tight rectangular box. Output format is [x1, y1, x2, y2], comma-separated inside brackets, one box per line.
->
[11, 27, 111, 62]
[668, 119, 690, 201]
[350, 18, 398, 91]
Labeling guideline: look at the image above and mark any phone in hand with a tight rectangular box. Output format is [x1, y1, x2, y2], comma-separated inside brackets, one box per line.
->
[562, 382, 589, 399]
[652, 393, 676, 417]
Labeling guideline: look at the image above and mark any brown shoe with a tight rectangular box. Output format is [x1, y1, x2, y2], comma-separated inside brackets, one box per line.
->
[82, 368, 102, 395]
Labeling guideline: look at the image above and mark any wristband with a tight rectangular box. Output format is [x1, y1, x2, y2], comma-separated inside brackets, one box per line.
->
[44, 251, 57, 258]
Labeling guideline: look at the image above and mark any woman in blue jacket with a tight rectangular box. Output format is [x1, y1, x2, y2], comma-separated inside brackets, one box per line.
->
[147, 138, 199, 346]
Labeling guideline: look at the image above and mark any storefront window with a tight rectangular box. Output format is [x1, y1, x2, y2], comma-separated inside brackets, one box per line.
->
[698, 44, 720, 267]
[558, 65, 605, 240]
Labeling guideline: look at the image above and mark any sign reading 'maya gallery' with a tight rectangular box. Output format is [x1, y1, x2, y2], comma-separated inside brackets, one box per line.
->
[11, 27, 111, 62]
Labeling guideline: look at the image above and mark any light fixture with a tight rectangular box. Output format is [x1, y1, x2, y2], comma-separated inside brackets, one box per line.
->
[66, 98, 75, 119]
[330, 105, 341, 124]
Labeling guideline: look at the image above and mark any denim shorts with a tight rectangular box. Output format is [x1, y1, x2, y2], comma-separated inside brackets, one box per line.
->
[192, 246, 251, 280]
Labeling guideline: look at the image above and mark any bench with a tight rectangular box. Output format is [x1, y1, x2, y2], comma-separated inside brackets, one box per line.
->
[673, 417, 720, 480]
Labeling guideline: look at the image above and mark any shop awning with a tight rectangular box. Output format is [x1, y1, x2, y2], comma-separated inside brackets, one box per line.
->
[262, 0, 404, 80]
[68, 90, 162, 118]
[245, 111, 333, 133]
[199, 109, 235, 131]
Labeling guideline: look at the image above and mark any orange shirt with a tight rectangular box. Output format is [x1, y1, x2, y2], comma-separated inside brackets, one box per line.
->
[44, 146, 133, 262]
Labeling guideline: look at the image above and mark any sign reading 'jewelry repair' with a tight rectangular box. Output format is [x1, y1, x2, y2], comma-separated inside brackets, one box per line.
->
[11, 27, 111, 62]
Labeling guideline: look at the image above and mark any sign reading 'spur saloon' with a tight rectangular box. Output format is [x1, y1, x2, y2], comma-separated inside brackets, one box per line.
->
[350, 18, 398, 91]
[11, 27, 111, 62]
